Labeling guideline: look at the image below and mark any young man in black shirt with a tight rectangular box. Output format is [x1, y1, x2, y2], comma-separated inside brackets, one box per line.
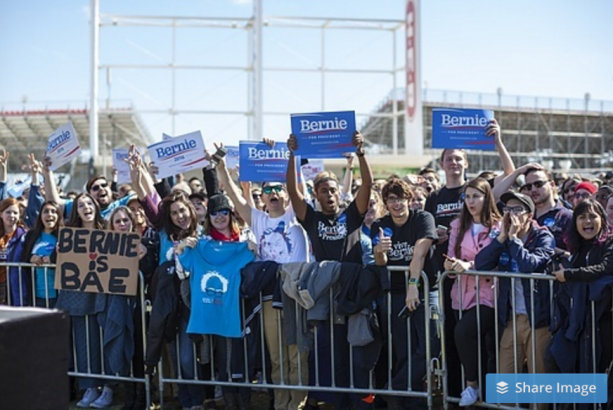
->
[286, 131, 375, 409]
[424, 148, 468, 400]
[371, 178, 438, 409]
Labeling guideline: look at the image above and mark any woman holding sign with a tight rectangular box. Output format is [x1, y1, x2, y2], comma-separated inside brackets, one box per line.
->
[54, 193, 115, 408]
[108, 206, 149, 410]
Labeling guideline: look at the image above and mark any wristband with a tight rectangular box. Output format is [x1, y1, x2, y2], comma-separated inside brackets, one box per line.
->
[356, 149, 365, 157]
[408, 278, 420, 287]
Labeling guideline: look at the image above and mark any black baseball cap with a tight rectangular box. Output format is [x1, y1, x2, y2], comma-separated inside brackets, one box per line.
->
[501, 191, 535, 214]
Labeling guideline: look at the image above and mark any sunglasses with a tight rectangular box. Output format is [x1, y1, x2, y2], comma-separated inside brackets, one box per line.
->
[263, 185, 284, 194]
[90, 182, 108, 192]
[521, 180, 548, 191]
[210, 209, 230, 217]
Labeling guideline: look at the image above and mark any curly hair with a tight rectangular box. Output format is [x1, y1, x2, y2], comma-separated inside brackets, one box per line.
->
[382, 177, 413, 204]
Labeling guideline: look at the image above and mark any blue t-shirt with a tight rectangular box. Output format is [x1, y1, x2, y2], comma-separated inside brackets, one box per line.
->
[64, 194, 135, 220]
[33, 232, 58, 298]
[179, 239, 255, 338]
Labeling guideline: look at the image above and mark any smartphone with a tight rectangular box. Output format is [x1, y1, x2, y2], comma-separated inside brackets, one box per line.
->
[210, 147, 228, 166]
[398, 305, 414, 319]
[436, 224, 448, 232]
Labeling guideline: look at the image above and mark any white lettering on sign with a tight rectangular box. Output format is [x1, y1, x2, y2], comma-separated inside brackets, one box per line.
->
[440, 114, 488, 127]
[247, 146, 290, 160]
[299, 118, 348, 133]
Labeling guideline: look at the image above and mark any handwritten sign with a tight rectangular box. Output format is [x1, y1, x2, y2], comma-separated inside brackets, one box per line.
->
[147, 131, 208, 179]
[291, 111, 356, 159]
[239, 141, 300, 183]
[46, 122, 82, 171]
[55, 228, 141, 295]
[431, 108, 495, 151]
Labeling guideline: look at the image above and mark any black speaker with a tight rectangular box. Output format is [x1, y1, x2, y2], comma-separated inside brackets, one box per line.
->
[0, 307, 69, 410]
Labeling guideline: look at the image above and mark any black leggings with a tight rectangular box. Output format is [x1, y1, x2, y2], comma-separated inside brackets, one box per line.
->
[454, 306, 495, 383]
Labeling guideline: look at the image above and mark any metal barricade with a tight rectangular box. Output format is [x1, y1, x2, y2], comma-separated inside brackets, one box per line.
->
[156, 266, 442, 409]
[2, 262, 151, 409]
[439, 269, 613, 410]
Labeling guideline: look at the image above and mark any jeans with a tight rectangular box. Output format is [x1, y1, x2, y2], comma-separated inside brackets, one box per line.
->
[170, 318, 205, 408]
[72, 314, 107, 390]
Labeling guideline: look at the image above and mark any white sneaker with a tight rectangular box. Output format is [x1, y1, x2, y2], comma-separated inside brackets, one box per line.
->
[89, 386, 113, 408]
[459, 386, 479, 407]
[76, 388, 100, 408]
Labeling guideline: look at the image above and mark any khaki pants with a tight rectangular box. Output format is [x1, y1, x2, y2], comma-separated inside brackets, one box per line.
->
[499, 314, 551, 410]
[263, 301, 308, 410]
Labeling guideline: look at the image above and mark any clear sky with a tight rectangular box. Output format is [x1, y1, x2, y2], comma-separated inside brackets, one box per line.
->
[1, 0, 611, 146]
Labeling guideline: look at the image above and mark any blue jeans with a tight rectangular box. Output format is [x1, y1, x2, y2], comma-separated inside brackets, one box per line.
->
[72, 314, 107, 390]
[170, 318, 205, 408]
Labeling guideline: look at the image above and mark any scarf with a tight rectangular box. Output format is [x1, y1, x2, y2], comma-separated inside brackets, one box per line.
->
[210, 227, 239, 242]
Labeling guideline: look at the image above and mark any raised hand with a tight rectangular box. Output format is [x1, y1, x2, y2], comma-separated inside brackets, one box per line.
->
[287, 134, 298, 152]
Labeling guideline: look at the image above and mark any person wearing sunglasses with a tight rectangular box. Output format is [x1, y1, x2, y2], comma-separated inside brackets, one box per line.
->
[494, 165, 572, 257]
[215, 139, 310, 410]
[475, 192, 554, 410]
[572, 181, 597, 209]
[43, 161, 136, 220]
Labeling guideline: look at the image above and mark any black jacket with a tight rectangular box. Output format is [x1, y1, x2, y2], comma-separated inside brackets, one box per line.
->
[145, 261, 185, 369]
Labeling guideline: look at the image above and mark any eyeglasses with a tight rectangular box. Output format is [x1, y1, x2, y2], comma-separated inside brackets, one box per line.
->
[252, 194, 261, 200]
[90, 182, 108, 192]
[210, 209, 230, 217]
[386, 196, 408, 205]
[502, 206, 527, 214]
[574, 192, 591, 200]
[263, 185, 284, 195]
[521, 180, 548, 191]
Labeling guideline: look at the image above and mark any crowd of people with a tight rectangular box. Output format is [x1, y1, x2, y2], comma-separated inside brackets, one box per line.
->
[0, 118, 612, 410]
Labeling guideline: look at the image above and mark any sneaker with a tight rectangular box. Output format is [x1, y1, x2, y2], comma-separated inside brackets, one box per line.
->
[77, 388, 100, 408]
[459, 386, 479, 407]
[90, 386, 113, 408]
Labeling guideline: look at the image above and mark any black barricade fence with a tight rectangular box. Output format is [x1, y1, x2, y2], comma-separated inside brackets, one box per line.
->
[3, 261, 612, 410]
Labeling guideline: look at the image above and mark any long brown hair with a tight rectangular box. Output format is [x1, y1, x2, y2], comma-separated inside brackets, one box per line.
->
[0, 197, 24, 236]
[160, 192, 199, 241]
[67, 193, 106, 229]
[454, 177, 501, 259]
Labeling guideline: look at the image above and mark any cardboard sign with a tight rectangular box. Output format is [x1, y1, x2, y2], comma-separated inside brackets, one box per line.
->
[238, 141, 300, 183]
[147, 131, 208, 179]
[46, 122, 82, 171]
[55, 228, 141, 296]
[291, 111, 356, 159]
[301, 159, 325, 181]
[431, 108, 495, 151]
[224, 145, 240, 170]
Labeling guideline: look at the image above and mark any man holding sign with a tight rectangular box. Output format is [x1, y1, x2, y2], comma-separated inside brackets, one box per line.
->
[286, 130, 376, 409]
[216, 138, 310, 410]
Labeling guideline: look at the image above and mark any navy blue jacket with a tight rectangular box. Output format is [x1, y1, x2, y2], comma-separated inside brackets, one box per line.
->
[474, 222, 555, 328]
